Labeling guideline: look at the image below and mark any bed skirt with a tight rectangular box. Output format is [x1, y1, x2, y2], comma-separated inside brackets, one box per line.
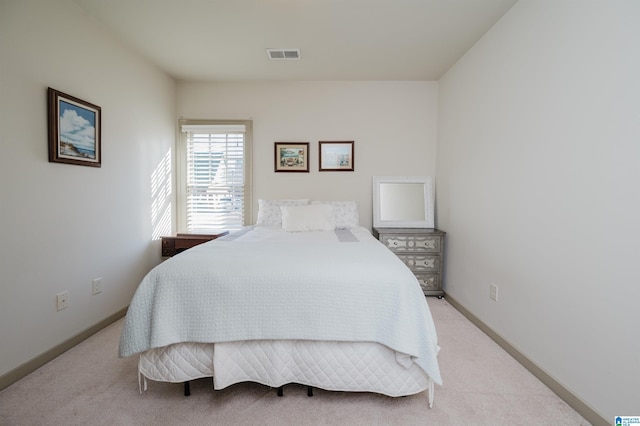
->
[138, 340, 436, 407]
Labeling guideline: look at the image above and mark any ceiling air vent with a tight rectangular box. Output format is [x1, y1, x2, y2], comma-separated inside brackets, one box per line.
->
[266, 48, 300, 60]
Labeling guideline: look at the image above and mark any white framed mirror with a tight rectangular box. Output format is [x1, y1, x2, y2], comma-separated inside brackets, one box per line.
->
[372, 176, 434, 228]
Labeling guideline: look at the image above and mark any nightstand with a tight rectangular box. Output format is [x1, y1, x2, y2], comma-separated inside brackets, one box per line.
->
[373, 227, 445, 298]
[161, 231, 229, 257]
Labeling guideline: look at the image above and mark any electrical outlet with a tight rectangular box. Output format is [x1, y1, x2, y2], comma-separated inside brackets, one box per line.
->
[56, 291, 69, 311]
[490, 283, 498, 302]
[92, 278, 102, 295]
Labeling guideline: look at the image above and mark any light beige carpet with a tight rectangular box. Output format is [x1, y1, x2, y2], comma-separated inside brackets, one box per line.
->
[0, 298, 590, 425]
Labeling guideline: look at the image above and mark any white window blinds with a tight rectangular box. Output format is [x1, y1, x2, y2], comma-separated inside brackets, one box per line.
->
[180, 123, 248, 232]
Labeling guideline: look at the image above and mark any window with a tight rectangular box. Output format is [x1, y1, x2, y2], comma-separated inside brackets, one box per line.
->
[177, 120, 252, 232]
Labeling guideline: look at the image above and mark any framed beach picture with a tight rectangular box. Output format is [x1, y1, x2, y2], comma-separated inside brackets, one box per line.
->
[319, 141, 354, 171]
[48, 88, 101, 167]
[274, 142, 309, 172]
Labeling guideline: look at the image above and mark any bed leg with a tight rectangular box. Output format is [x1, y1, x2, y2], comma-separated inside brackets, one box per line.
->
[277, 386, 284, 397]
[307, 386, 313, 397]
[184, 381, 191, 396]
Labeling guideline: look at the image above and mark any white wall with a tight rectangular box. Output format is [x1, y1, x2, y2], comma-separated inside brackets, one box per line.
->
[437, 0, 640, 420]
[177, 81, 438, 230]
[0, 0, 175, 377]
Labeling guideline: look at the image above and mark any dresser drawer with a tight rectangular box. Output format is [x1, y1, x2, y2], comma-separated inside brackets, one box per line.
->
[415, 273, 442, 293]
[396, 254, 441, 272]
[161, 232, 228, 257]
[379, 234, 441, 253]
[374, 227, 445, 298]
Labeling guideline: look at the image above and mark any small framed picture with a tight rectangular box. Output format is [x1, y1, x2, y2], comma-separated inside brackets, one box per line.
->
[319, 141, 354, 171]
[48, 88, 101, 167]
[274, 142, 309, 173]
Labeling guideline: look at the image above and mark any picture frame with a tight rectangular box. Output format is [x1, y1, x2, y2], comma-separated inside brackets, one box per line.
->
[319, 141, 354, 171]
[48, 87, 101, 167]
[274, 142, 309, 172]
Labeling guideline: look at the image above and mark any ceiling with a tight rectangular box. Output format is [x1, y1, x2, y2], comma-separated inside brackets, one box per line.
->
[74, 0, 517, 82]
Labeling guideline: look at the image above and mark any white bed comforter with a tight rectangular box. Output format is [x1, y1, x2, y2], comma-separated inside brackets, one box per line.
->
[119, 226, 442, 386]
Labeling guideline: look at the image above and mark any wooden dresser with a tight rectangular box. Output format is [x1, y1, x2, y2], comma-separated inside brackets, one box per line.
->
[373, 227, 445, 298]
[161, 231, 229, 257]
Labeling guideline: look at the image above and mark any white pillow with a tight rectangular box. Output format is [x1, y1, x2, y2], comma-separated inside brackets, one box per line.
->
[256, 199, 310, 226]
[280, 204, 335, 232]
[311, 201, 359, 229]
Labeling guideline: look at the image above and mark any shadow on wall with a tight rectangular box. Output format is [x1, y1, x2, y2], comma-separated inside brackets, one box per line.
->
[151, 148, 172, 240]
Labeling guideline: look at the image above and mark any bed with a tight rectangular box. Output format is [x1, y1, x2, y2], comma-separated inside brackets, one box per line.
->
[119, 200, 442, 407]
